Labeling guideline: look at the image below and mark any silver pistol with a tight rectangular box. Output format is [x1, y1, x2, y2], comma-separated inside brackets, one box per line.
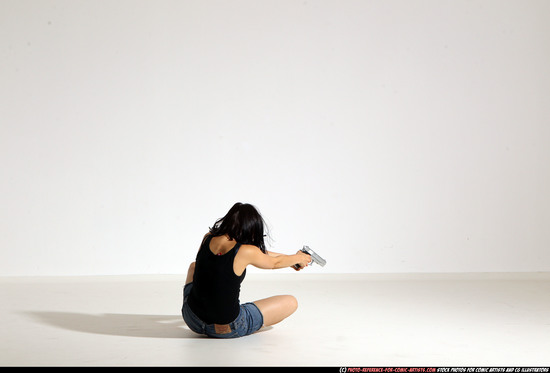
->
[293, 245, 326, 269]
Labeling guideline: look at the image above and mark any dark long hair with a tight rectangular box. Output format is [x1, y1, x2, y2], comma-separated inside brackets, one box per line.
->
[209, 202, 268, 253]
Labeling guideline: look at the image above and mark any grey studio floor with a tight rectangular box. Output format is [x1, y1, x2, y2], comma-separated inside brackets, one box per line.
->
[1, 272, 549, 367]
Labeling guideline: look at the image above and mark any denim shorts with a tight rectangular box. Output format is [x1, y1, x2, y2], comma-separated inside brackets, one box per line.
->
[181, 282, 264, 338]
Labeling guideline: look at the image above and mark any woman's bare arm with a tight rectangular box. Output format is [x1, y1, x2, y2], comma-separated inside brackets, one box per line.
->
[236, 245, 311, 271]
[266, 250, 283, 258]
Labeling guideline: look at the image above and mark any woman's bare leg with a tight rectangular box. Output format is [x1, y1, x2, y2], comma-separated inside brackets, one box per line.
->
[185, 262, 195, 285]
[253, 295, 298, 327]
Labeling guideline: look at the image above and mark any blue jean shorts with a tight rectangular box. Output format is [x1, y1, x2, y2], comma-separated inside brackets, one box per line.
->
[181, 283, 264, 338]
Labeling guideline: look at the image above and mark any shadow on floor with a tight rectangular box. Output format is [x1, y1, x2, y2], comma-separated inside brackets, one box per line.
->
[22, 311, 201, 339]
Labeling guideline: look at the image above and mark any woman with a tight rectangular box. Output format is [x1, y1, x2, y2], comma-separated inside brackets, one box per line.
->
[181, 202, 312, 338]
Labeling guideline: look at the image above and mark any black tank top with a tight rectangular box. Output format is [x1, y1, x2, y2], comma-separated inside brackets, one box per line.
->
[187, 235, 246, 324]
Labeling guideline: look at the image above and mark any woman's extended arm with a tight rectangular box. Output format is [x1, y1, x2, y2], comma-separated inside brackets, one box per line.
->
[266, 250, 283, 258]
[236, 245, 311, 271]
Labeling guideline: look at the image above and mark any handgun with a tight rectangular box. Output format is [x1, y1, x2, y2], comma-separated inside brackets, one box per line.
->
[293, 245, 326, 269]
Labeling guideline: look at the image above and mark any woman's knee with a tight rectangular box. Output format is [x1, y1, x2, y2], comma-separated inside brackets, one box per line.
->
[285, 295, 298, 313]
[276, 295, 298, 318]
[253, 294, 298, 326]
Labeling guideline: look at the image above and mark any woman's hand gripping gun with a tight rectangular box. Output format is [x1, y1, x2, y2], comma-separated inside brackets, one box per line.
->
[293, 246, 326, 270]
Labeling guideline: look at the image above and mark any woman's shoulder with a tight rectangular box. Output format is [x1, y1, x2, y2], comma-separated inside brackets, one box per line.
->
[238, 244, 263, 254]
[198, 232, 212, 247]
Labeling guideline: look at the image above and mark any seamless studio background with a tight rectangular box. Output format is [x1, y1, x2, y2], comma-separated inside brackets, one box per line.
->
[1, 0, 549, 276]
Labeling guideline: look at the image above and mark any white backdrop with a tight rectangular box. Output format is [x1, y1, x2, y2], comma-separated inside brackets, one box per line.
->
[1, 0, 549, 276]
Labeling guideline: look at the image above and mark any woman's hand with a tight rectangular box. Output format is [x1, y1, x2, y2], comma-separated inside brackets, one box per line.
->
[293, 251, 311, 271]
